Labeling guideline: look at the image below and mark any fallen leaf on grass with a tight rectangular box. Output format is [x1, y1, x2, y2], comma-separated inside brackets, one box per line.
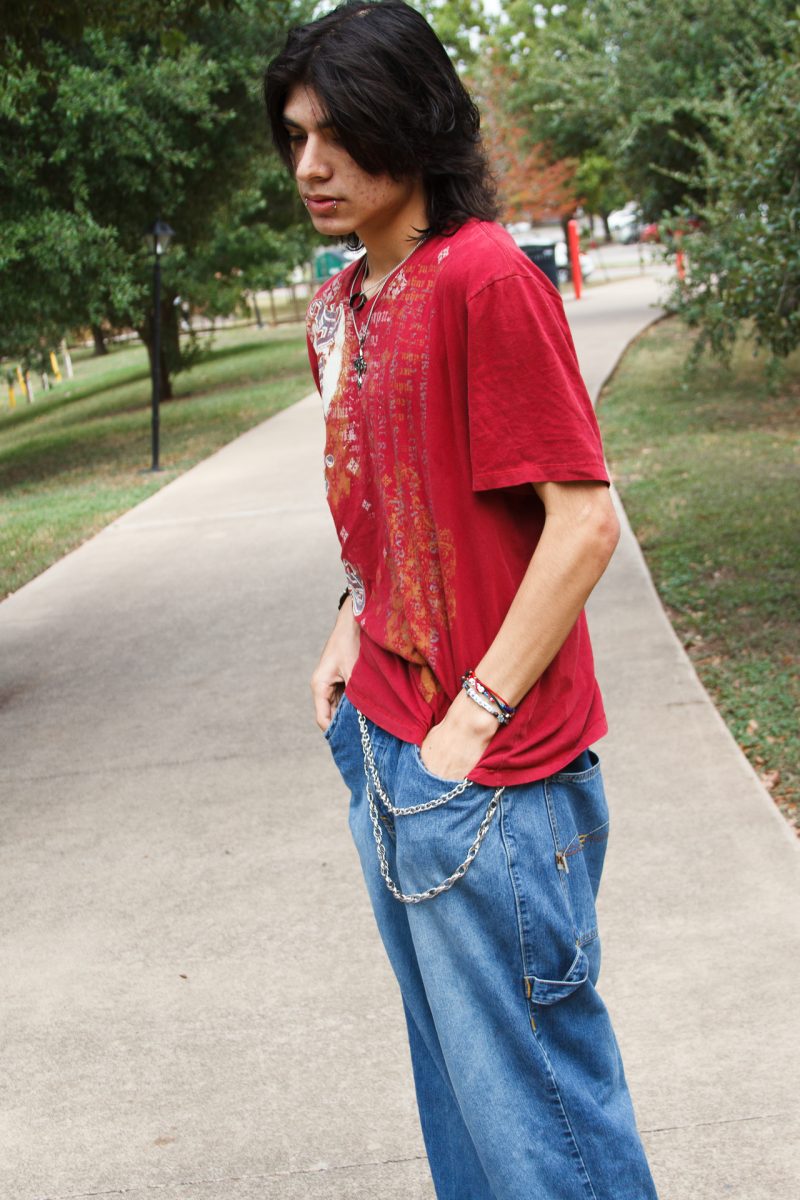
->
[760, 770, 781, 791]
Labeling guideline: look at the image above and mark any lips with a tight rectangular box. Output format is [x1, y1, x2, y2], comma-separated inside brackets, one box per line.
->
[304, 194, 340, 214]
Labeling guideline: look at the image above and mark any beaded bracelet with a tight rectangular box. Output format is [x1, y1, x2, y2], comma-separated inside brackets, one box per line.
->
[461, 678, 508, 723]
[462, 672, 520, 715]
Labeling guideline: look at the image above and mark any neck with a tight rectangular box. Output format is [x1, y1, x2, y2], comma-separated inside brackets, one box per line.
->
[356, 184, 428, 280]
[362, 235, 421, 283]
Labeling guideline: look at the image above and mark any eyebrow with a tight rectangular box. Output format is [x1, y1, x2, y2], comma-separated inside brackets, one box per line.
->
[282, 114, 336, 132]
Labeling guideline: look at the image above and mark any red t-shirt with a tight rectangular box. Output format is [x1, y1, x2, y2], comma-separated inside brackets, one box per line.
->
[307, 220, 609, 786]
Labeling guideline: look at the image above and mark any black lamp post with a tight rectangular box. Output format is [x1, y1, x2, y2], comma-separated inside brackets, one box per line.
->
[144, 219, 175, 471]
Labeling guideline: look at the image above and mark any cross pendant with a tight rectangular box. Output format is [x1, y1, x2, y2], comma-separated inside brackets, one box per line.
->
[354, 353, 367, 389]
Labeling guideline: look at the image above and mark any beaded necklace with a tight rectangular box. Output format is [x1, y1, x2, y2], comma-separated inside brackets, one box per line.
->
[347, 238, 426, 389]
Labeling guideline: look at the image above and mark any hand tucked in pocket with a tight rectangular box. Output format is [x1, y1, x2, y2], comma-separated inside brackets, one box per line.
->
[419, 689, 499, 781]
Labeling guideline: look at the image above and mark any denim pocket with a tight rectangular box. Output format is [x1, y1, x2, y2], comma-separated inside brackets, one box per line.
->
[500, 764, 609, 1008]
[410, 743, 466, 789]
[553, 748, 601, 782]
[543, 761, 609, 948]
[323, 692, 350, 744]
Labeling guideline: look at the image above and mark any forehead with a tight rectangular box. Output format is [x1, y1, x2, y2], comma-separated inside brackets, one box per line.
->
[282, 84, 331, 130]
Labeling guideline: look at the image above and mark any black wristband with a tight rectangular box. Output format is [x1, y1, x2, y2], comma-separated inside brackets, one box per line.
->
[337, 588, 351, 610]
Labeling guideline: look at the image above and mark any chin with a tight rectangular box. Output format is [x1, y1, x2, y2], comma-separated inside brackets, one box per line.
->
[310, 216, 348, 237]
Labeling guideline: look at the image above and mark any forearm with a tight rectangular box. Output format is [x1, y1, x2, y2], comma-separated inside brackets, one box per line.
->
[420, 482, 619, 778]
[475, 488, 620, 708]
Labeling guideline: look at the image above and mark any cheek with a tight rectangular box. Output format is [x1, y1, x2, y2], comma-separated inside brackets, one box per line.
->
[360, 180, 397, 210]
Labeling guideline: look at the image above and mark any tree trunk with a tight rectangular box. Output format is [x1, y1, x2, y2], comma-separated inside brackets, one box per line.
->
[251, 292, 264, 328]
[601, 212, 613, 243]
[91, 324, 108, 356]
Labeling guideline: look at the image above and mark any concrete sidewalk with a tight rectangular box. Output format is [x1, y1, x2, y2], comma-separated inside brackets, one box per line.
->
[1, 270, 798, 1200]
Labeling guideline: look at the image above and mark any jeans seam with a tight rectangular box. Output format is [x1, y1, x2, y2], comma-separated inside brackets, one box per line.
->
[544, 778, 583, 943]
[499, 790, 535, 981]
[503, 786, 600, 1197]
[527, 1024, 601, 1200]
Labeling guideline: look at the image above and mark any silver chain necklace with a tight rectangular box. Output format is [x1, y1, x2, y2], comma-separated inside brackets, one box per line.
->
[348, 239, 426, 390]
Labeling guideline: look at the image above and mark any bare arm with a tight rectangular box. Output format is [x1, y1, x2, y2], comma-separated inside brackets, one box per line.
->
[311, 595, 361, 732]
[420, 480, 620, 779]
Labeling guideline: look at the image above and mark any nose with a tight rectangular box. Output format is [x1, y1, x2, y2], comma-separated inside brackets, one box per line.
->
[294, 133, 333, 185]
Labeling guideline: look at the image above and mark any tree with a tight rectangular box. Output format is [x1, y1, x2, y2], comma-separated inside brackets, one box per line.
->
[499, 0, 617, 166]
[574, 154, 625, 241]
[0, 1, 311, 393]
[420, 0, 492, 66]
[0, 0, 230, 63]
[496, 0, 797, 218]
[473, 55, 579, 224]
[669, 32, 800, 363]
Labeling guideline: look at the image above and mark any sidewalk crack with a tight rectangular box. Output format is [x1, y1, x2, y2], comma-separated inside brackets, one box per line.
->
[33, 1154, 430, 1199]
[642, 1112, 786, 1135]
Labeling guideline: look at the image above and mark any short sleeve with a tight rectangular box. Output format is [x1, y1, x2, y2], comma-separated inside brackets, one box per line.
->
[466, 273, 609, 491]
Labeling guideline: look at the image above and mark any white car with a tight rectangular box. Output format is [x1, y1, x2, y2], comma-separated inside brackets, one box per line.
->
[607, 203, 642, 243]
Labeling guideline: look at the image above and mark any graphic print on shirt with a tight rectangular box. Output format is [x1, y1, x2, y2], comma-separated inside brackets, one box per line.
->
[308, 296, 347, 418]
[343, 559, 366, 617]
[308, 261, 457, 694]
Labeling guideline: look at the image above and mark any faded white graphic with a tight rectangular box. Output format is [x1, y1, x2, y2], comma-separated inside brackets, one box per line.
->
[343, 559, 366, 616]
[309, 297, 346, 417]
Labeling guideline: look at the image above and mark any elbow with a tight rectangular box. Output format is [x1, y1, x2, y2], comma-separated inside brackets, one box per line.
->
[599, 502, 621, 559]
[586, 494, 620, 574]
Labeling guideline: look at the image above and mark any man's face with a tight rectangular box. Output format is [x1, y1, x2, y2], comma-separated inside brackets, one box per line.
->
[282, 84, 421, 243]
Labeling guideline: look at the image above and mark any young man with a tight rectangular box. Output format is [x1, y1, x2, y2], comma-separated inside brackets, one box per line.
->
[266, 4, 659, 1197]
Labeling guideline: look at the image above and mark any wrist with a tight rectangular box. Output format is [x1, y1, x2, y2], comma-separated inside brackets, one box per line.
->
[445, 689, 499, 741]
[336, 593, 354, 622]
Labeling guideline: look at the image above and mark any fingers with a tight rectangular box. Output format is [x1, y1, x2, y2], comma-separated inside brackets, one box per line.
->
[311, 672, 343, 732]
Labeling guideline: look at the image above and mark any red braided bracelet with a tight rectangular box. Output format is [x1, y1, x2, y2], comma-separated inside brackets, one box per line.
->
[462, 670, 517, 718]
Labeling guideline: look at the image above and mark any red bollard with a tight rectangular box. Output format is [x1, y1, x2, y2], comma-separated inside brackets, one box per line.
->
[675, 230, 686, 281]
[567, 219, 582, 299]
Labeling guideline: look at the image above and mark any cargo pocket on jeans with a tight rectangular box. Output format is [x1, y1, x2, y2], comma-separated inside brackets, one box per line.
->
[499, 777, 602, 1011]
[525, 945, 590, 1007]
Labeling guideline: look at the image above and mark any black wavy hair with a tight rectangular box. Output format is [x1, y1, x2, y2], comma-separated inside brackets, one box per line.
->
[264, 0, 499, 239]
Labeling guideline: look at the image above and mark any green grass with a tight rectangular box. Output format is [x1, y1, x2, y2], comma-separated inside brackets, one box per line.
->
[598, 317, 800, 829]
[1, 325, 310, 598]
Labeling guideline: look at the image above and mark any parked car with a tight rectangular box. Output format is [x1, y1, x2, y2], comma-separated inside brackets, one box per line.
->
[607, 203, 642, 243]
[639, 216, 702, 244]
[639, 221, 661, 243]
[516, 238, 596, 287]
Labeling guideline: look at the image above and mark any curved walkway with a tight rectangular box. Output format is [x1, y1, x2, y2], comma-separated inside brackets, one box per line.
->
[1, 270, 797, 1200]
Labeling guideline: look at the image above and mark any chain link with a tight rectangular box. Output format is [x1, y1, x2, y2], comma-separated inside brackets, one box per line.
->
[357, 710, 503, 905]
[359, 710, 474, 814]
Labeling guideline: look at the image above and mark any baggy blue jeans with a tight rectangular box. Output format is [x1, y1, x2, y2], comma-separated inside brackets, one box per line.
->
[325, 695, 659, 1200]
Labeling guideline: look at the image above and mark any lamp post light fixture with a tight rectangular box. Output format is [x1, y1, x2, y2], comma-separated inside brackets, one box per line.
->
[144, 218, 175, 471]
